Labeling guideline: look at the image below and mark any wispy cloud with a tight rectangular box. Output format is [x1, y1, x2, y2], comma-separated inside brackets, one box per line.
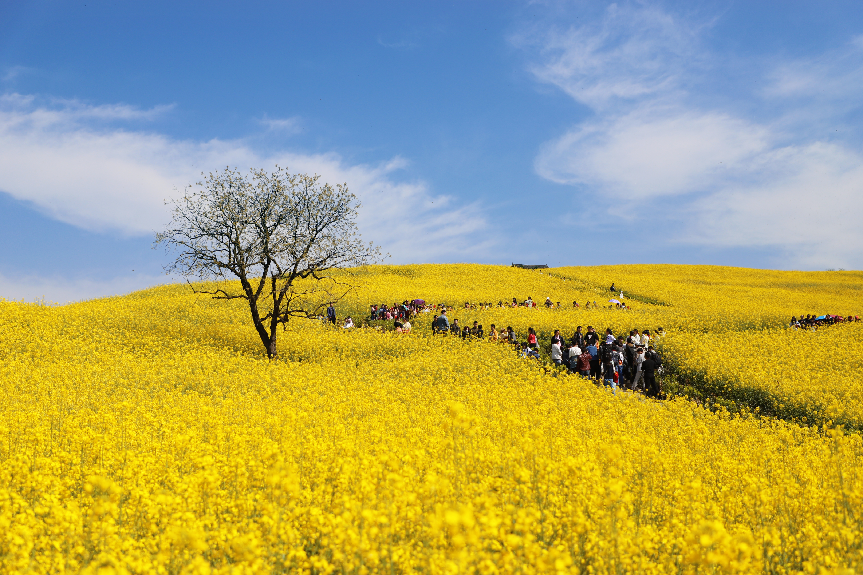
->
[535, 105, 770, 198]
[377, 35, 419, 49]
[0, 93, 174, 128]
[0, 271, 177, 304]
[517, 2, 863, 269]
[2, 65, 37, 83]
[515, 4, 707, 110]
[0, 95, 489, 264]
[257, 115, 302, 133]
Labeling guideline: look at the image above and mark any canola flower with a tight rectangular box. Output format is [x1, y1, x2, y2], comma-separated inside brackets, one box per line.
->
[336, 264, 863, 428]
[0, 264, 862, 573]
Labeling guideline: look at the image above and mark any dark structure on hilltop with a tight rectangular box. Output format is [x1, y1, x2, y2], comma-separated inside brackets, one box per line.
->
[511, 263, 549, 269]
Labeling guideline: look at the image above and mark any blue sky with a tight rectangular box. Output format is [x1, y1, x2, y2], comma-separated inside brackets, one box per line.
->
[1, 1, 862, 301]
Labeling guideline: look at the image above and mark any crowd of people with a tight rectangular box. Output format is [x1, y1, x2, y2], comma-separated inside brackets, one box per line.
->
[790, 314, 860, 328]
[330, 294, 862, 401]
[427, 306, 665, 398]
[365, 295, 625, 318]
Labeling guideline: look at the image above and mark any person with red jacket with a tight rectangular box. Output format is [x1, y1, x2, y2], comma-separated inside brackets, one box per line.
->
[576, 348, 592, 377]
[527, 327, 538, 350]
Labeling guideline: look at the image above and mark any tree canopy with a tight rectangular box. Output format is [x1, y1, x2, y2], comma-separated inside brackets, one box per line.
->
[156, 166, 381, 359]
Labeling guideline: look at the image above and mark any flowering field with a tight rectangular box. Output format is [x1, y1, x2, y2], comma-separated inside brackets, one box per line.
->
[338, 264, 863, 429]
[1, 264, 862, 573]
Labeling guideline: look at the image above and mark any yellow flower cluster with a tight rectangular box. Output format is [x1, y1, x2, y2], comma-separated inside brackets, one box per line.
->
[0, 264, 861, 573]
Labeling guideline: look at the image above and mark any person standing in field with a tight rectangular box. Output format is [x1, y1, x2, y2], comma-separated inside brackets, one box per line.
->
[551, 341, 563, 366]
[623, 339, 636, 387]
[631, 347, 646, 391]
[450, 318, 461, 336]
[601, 343, 616, 390]
[567, 342, 581, 373]
[326, 303, 336, 325]
[571, 326, 584, 347]
[551, 329, 564, 348]
[641, 350, 659, 398]
[587, 340, 599, 379]
[577, 346, 592, 377]
[527, 327, 538, 350]
[435, 310, 450, 334]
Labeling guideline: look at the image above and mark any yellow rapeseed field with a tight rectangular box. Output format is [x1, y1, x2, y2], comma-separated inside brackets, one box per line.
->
[1, 264, 861, 574]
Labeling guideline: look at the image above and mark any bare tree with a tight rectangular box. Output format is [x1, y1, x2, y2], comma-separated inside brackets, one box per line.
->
[156, 166, 382, 359]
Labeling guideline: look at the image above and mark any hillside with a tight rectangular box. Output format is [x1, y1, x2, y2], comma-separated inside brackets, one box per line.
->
[0, 264, 861, 573]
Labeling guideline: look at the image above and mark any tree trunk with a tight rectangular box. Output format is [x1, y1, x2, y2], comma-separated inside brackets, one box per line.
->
[267, 330, 278, 360]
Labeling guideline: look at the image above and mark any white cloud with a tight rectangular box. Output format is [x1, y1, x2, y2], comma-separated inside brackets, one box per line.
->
[2, 66, 37, 83]
[685, 142, 863, 268]
[0, 272, 175, 304]
[519, 3, 704, 110]
[0, 94, 488, 263]
[763, 37, 863, 106]
[536, 107, 770, 198]
[519, 3, 863, 269]
[377, 36, 418, 50]
[257, 115, 302, 133]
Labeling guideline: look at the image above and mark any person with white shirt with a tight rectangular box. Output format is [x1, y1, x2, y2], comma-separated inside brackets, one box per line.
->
[551, 342, 563, 366]
[567, 343, 581, 372]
